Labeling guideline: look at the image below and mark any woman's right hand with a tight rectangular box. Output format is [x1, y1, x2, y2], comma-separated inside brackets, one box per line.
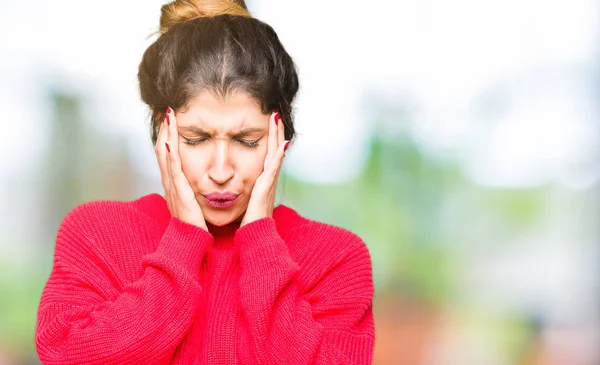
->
[155, 107, 208, 231]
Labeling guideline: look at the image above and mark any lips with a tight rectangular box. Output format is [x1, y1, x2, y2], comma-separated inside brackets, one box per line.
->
[203, 192, 239, 209]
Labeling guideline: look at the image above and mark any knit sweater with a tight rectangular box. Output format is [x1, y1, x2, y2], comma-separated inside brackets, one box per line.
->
[35, 193, 375, 364]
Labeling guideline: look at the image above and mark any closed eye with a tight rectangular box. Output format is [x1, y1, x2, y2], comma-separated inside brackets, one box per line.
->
[238, 139, 260, 148]
[182, 137, 261, 148]
[183, 137, 208, 146]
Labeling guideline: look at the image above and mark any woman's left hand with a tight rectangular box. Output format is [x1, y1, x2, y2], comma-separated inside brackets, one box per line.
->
[240, 111, 289, 227]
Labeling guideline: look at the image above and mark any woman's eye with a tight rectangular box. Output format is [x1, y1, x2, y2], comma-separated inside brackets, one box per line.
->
[183, 138, 208, 146]
[183, 137, 259, 148]
[238, 140, 260, 148]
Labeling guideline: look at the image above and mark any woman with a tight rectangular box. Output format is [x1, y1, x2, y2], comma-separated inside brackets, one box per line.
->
[35, 1, 375, 364]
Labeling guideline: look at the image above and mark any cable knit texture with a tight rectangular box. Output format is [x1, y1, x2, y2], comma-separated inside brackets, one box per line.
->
[35, 193, 375, 364]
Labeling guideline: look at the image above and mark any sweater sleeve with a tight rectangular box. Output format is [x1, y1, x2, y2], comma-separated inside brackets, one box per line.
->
[235, 218, 375, 365]
[35, 205, 213, 365]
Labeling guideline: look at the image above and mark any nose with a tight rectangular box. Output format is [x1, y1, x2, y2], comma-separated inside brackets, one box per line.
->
[208, 141, 234, 185]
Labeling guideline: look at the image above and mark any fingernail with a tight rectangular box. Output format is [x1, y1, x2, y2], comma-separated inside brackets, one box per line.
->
[284, 141, 290, 152]
[165, 142, 171, 153]
[166, 107, 172, 125]
[274, 111, 281, 125]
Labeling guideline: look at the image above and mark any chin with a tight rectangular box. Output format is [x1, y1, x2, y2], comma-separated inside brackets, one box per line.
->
[204, 209, 243, 227]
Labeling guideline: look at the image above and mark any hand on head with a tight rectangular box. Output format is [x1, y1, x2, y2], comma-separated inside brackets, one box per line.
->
[156, 107, 208, 230]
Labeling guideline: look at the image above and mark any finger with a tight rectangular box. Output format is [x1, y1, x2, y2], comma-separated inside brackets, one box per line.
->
[277, 111, 285, 145]
[266, 139, 289, 179]
[265, 111, 278, 168]
[165, 107, 183, 176]
[164, 134, 174, 212]
[155, 113, 170, 191]
[166, 108, 190, 198]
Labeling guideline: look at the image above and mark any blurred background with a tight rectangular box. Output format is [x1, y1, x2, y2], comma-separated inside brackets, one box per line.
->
[1, 0, 599, 364]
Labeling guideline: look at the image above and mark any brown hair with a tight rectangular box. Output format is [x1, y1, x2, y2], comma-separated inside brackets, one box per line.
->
[138, 0, 299, 144]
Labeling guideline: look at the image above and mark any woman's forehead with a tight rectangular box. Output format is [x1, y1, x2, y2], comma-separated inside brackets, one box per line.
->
[178, 91, 268, 133]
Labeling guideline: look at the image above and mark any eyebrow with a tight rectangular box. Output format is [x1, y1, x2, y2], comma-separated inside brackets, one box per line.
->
[178, 126, 265, 138]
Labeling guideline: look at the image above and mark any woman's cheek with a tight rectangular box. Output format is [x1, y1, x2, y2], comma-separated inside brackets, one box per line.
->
[239, 150, 265, 180]
[179, 147, 206, 182]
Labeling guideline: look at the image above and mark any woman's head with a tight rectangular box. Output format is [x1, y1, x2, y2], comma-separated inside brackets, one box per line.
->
[139, 0, 298, 142]
[138, 0, 299, 226]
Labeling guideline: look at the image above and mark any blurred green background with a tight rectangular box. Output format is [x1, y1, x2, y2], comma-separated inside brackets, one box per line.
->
[1, 0, 599, 364]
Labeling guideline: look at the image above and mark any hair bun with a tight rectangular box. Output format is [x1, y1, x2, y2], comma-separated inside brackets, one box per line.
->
[160, 0, 251, 34]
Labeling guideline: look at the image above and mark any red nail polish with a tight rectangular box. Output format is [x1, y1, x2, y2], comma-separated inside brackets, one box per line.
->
[284, 141, 290, 152]
[166, 106, 172, 114]
[274, 111, 281, 125]
[165, 142, 170, 153]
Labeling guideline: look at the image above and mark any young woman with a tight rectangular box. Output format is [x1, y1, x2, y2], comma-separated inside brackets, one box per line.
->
[35, 1, 375, 364]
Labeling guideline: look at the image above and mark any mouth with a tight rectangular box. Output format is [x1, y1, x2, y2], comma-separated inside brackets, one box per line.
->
[202, 192, 239, 209]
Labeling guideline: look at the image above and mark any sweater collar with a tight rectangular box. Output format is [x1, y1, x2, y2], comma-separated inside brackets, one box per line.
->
[135, 193, 303, 238]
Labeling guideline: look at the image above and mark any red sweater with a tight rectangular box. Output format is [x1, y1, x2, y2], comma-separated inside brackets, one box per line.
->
[35, 193, 375, 364]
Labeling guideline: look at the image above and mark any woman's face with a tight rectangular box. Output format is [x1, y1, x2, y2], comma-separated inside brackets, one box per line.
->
[174, 91, 270, 226]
